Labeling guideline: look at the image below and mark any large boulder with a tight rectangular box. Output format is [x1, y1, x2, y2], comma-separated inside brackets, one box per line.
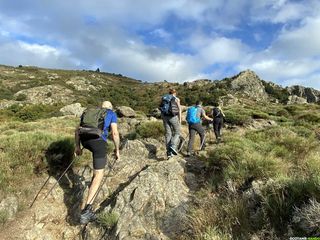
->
[287, 95, 308, 104]
[59, 103, 85, 117]
[116, 106, 136, 118]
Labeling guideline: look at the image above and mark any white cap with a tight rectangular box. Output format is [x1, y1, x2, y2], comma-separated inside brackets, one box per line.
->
[101, 101, 113, 109]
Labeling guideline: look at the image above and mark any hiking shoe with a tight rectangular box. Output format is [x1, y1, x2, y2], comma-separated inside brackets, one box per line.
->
[169, 146, 178, 155]
[167, 152, 174, 159]
[80, 204, 96, 224]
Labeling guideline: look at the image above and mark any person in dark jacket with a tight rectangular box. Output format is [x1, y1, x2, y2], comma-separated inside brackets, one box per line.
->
[212, 102, 225, 143]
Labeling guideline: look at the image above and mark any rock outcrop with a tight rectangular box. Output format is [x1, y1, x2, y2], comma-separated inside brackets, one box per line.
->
[287, 85, 320, 103]
[287, 95, 308, 105]
[13, 84, 74, 105]
[1, 134, 192, 239]
[59, 103, 85, 117]
[228, 70, 269, 101]
[116, 106, 136, 118]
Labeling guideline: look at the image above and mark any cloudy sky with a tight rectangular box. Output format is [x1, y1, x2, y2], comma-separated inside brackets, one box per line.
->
[0, 0, 320, 89]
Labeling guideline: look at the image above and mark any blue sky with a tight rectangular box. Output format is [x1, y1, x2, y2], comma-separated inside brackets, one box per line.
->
[0, 0, 320, 89]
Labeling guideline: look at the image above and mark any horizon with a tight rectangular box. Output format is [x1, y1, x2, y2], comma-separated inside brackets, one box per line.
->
[0, 1, 320, 89]
[2, 63, 320, 91]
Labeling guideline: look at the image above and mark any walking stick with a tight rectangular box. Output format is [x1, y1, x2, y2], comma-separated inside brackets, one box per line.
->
[200, 134, 206, 151]
[178, 133, 189, 152]
[29, 175, 51, 208]
[43, 156, 78, 200]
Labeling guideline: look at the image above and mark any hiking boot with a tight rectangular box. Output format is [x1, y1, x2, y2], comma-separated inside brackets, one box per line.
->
[167, 152, 174, 159]
[80, 204, 96, 224]
[169, 146, 178, 155]
[186, 152, 194, 157]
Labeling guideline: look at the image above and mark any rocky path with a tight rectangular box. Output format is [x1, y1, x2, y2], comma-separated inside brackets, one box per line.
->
[1, 139, 203, 240]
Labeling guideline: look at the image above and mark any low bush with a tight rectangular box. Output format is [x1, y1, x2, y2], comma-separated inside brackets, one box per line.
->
[15, 93, 27, 101]
[136, 121, 164, 139]
[296, 112, 320, 124]
[251, 111, 270, 119]
[0, 209, 8, 225]
[223, 109, 252, 125]
[97, 211, 119, 229]
[4, 103, 62, 121]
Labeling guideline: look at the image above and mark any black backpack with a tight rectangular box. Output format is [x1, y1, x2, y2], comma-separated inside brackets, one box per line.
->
[79, 107, 108, 138]
[159, 94, 179, 116]
[213, 107, 222, 118]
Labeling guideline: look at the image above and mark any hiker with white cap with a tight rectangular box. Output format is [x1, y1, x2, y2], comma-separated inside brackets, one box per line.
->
[74, 100, 120, 224]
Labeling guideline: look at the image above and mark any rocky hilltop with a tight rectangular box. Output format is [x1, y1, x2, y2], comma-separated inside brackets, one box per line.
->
[0, 65, 319, 113]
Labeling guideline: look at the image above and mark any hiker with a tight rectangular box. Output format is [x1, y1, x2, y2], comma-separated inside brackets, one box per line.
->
[74, 100, 120, 224]
[186, 101, 213, 156]
[212, 101, 225, 143]
[159, 89, 181, 159]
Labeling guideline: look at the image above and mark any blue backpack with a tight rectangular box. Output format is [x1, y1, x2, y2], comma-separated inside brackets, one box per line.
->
[186, 106, 200, 124]
[159, 94, 179, 116]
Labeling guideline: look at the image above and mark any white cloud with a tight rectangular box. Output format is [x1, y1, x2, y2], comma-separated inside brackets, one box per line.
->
[269, 16, 320, 59]
[0, 0, 320, 89]
[198, 37, 249, 63]
[0, 35, 76, 68]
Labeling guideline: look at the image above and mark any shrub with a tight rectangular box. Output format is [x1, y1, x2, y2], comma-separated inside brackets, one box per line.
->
[0, 87, 14, 100]
[296, 112, 320, 123]
[15, 93, 27, 101]
[5, 103, 62, 121]
[292, 199, 320, 236]
[260, 178, 320, 235]
[0, 209, 9, 225]
[97, 211, 118, 229]
[251, 111, 270, 119]
[136, 121, 164, 139]
[207, 134, 288, 188]
[224, 109, 252, 125]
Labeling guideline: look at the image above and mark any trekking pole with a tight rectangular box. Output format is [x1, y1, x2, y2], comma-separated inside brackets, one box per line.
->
[178, 133, 189, 152]
[200, 134, 206, 151]
[29, 175, 51, 208]
[43, 155, 78, 200]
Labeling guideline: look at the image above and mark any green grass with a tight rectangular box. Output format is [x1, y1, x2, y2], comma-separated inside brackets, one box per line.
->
[0, 209, 8, 225]
[97, 211, 119, 229]
[188, 124, 320, 239]
[135, 121, 165, 139]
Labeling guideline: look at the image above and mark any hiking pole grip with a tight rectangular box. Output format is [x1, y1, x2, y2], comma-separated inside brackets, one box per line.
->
[43, 156, 78, 200]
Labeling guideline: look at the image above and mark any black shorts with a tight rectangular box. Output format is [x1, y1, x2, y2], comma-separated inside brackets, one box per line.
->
[81, 137, 107, 170]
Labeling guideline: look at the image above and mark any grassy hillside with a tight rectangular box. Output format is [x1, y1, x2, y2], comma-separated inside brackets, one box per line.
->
[1, 65, 320, 238]
[0, 65, 292, 116]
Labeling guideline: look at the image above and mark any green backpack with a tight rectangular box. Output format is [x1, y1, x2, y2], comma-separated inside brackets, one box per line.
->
[79, 107, 107, 138]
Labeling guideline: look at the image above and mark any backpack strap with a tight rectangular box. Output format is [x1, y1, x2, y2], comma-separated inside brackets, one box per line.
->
[102, 110, 113, 141]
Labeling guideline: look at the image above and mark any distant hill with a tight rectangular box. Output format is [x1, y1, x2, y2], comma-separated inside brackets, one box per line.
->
[0, 64, 319, 114]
